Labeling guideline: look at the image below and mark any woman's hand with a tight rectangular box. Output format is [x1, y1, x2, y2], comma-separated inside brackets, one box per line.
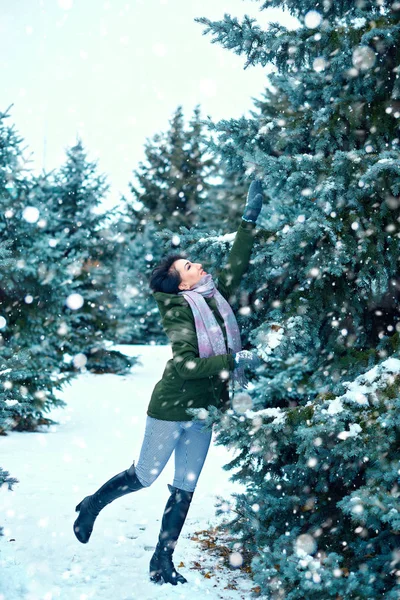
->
[242, 180, 264, 223]
[232, 349, 263, 370]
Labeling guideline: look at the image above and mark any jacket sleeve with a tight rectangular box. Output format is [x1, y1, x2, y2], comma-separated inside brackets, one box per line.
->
[216, 218, 257, 303]
[162, 309, 236, 379]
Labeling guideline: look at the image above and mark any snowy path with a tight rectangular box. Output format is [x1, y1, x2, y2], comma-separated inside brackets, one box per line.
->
[0, 345, 259, 600]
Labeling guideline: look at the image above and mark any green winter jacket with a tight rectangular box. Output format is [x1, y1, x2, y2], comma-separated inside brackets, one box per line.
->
[147, 218, 257, 421]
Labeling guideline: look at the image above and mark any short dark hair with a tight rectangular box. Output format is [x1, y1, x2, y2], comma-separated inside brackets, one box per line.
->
[149, 254, 187, 294]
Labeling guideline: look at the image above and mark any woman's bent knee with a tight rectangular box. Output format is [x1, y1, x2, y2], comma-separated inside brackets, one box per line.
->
[135, 467, 160, 488]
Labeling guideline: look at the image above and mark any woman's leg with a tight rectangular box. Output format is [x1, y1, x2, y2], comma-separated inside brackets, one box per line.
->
[172, 420, 213, 492]
[74, 416, 190, 545]
[149, 420, 213, 584]
[73, 458, 145, 544]
[135, 416, 182, 487]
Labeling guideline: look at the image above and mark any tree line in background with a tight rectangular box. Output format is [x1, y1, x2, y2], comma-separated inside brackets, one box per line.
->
[1, 0, 400, 596]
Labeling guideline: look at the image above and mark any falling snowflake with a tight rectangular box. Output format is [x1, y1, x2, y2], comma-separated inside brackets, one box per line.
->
[352, 46, 376, 71]
[65, 293, 84, 310]
[22, 206, 40, 223]
[304, 10, 323, 29]
[73, 353, 87, 368]
[295, 533, 317, 556]
[232, 392, 253, 414]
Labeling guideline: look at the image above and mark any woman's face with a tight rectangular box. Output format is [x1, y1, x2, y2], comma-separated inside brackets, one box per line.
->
[172, 259, 207, 291]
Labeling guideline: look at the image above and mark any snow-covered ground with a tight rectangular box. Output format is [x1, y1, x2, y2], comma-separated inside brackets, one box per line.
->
[0, 345, 260, 600]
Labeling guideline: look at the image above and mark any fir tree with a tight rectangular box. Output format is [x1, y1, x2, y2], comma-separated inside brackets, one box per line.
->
[128, 104, 216, 232]
[115, 105, 225, 344]
[34, 140, 135, 373]
[0, 105, 71, 435]
[193, 2, 400, 598]
[0, 109, 135, 437]
[112, 211, 166, 344]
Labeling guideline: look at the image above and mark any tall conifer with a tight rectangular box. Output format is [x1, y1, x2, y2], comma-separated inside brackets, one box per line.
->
[192, 3, 400, 597]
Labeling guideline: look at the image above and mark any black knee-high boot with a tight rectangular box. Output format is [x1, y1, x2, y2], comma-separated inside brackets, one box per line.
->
[73, 461, 145, 544]
[149, 484, 194, 585]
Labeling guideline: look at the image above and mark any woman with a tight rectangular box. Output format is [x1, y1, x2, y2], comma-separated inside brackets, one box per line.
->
[73, 180, 264, 586]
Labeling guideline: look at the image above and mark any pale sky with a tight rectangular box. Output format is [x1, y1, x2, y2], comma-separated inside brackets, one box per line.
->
[1, 0, 298, 211]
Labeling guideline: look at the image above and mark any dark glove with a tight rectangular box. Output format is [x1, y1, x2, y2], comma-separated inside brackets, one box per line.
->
[242, 180, 263, 223]
[232, 349, 263, 370]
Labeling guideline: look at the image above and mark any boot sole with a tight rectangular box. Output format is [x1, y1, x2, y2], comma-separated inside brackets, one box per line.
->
[149, 571, 187, 585]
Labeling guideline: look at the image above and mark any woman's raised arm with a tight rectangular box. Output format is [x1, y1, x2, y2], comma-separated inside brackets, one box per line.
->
[216, 180, 263, 303]
[216, 218, 257, 303]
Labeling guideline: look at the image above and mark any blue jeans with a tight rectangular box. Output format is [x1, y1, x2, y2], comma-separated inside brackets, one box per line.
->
[134, 416, 213, 492]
